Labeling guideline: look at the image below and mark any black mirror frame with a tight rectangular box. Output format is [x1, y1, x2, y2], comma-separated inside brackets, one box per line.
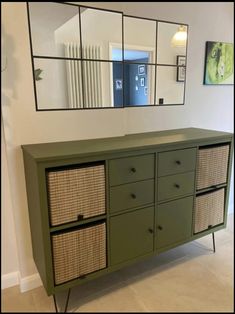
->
[27, 2, 189, 111]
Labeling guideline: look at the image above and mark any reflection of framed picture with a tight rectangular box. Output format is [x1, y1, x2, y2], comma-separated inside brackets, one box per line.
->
[138, 65, 145, 75]
[140, 77, 145, 86]
[177, 67, 186, 82]
[115, 79, 122, 90]
[144, 87, 148, 96]
[177, 55, 186, 82]
[177, 55, 186, 66]
[203, 41, 234, 85]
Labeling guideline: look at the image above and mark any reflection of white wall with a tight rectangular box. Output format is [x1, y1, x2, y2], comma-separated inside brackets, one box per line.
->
[34, 59, 68, 109]
[156, 66, 184, 104]
[54, 14, 81, 56]
[124, 17, 156, 62]
[29, 2, 79, 56]
[81, 9, 122, 59]
[157, 23, 187, 103]
[158, 22, 187, 64]
[29, 2, 80, 109]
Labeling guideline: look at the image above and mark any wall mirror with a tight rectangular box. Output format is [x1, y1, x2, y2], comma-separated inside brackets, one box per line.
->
[27, 2, 188, 110]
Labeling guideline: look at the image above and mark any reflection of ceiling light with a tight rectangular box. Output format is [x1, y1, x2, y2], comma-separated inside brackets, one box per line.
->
[171, 25, 187, 47]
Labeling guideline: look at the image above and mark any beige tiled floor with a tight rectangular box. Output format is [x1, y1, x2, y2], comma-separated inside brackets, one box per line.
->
[2, 214, 234, 312]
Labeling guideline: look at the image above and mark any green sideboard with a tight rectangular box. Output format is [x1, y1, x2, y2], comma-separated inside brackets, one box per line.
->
[22, 127, 233, 309]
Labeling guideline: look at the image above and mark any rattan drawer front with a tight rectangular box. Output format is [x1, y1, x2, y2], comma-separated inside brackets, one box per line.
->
[158, 172, 195, 202]
[47, 164, 106, 226]
[194, 188, 225, 234]
[52, 222, 106, 285]
[196, 144, 229, 190]
[158, 148, 196, 177]
[109, 154, 154, 186]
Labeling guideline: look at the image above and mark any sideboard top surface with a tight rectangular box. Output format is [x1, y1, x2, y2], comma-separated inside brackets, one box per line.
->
[21, 128, 233, 162]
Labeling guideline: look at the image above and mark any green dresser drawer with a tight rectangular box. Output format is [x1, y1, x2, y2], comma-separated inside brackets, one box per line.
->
[110, 207, 154, 265]
[158, 172, 195, 202]
[156, 196, 193, 250]
[158, 148, 196, 177]
[109, 154, 154, 186]
[110, 179, 154, 213]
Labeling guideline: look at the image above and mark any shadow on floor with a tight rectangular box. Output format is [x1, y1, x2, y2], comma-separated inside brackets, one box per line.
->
[53, 238, 215, 312]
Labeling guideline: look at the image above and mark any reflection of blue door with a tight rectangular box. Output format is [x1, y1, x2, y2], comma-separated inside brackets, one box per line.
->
[113, 63, 123, 107]
[113, 58, 148, 107]
[128, 59, 148, 106]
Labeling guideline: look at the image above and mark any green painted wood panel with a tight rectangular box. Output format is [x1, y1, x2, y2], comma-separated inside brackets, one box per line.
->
[110, 179, 154, 213]
[22, 152, 50, 292]
[21, 128, 233, 162]
[158, 172, 195, 202]
[109, 154, 154, 186]
[21, 128, 233, 296]
[156, 196, 193, 249]
[110, 207, 154, 265]
[158, 148, 196, 177]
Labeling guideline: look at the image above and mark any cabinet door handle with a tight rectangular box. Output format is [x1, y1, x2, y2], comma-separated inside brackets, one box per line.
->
[175, 160, 181, 165]
[158, 225, 163, 230]
[148, 228, 154, 234]
[131, 193, 137, 199]
[174, 183, 180, 188]
[131, 167, 136, 173]
[77, 214, 84, 220]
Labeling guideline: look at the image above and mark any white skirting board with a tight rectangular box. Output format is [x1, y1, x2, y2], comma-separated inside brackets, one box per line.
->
[1, 271, 19, 290]
[19, 273, 42, 293]
[1, 271, 42, 292]
[1, 212, 233, 293]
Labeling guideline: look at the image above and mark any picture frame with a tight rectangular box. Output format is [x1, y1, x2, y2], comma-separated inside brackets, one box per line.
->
[203, 41, 234, 85]
[115, 79, 123, 90]
[140, 77, 145, 86]
[176, 55, 186, 82]
[138, 65, 145, 75]
[177, 55, 186, 66]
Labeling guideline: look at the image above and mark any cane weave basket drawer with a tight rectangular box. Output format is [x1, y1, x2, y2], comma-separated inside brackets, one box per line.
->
[196, 144, 229, 190]
[52, 222, 106, 285]
[194, 188, 225, 234]
[47, 164, 106, 226]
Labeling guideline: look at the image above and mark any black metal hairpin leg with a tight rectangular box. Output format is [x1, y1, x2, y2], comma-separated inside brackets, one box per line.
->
[212, 232, 216, 253]
[53, 288, 71, 313]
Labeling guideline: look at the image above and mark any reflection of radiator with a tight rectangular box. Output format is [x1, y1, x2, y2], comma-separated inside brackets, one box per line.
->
[65, 43, 103, 108]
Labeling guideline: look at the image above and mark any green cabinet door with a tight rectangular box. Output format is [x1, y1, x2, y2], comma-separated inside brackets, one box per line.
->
[156, 196, 193, 250]
[110, 207, 154, 266]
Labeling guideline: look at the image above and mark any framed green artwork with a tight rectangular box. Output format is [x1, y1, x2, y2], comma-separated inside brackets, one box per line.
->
[203, 41, 234, 85]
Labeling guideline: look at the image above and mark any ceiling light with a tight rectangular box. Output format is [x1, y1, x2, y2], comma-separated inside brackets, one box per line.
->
[171, 25, 187, 47]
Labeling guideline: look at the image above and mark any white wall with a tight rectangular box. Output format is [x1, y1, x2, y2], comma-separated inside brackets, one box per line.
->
[1, 122, 19, 281]
[2, 2, 233, 290]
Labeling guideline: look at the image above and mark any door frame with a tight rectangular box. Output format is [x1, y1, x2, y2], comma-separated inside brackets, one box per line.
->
[109, 42, 155, 107]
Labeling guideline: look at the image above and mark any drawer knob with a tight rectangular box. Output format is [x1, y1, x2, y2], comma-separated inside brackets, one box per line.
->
[174, 183, 180, 189]
[158, 225, 163, 230]
[131, 167, 136, 173]
[131, 193, 137, 199]
[148, 228, 154, 234]
[77, 214, 84, 220]
[175, 160, 181, 165]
